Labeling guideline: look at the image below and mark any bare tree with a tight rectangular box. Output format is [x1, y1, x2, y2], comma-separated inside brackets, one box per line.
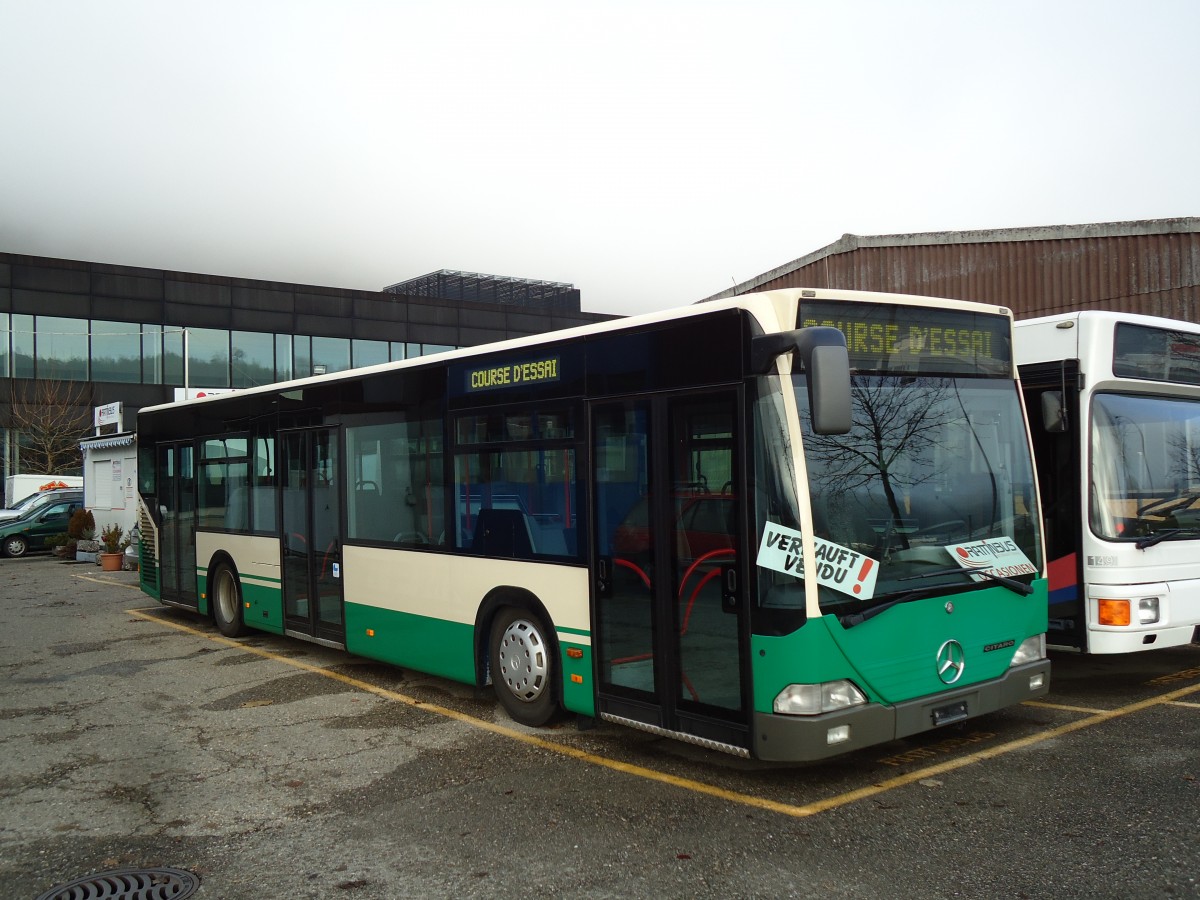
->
[1167, 425, 1200, 487]
[804, 376, 963, 549]
[7, 379, 94, 474]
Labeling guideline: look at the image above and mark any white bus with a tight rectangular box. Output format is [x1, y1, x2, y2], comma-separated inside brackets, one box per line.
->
[1016, 310, 1200, 653]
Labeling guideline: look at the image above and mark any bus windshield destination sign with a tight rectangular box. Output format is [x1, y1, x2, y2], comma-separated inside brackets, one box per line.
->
[1113, 323, 1200, 386]
[466, 356, 560, 392]
[800, 301, 1012, 375]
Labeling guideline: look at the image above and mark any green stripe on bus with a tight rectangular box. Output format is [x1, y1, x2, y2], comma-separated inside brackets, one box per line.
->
[344, 602, 476, 683]
[556, 625, 591, 638]
[241, 574, 282, 587]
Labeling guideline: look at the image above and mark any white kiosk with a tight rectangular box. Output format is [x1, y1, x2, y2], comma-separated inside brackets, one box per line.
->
[80, 402, 138, 549]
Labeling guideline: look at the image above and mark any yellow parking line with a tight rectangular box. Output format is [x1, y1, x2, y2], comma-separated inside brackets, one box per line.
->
[1145, 666, 1200, 687]
[75, 573, 142, 590]
[1168, 700, 1200, 709]
[1023, 700, 1109, 714]
[127, 606, 1200, 820]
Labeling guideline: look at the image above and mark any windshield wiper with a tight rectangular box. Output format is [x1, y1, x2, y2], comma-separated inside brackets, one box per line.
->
[1135, 528, 1200, 550]
[898, 565, 1034, 596]
[838, 587, 945, 628]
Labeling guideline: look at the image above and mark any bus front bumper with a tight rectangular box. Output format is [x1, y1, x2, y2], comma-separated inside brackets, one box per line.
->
[751, 659, 1051, 762]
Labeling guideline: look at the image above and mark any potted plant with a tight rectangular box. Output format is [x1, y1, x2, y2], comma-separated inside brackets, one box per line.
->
[99, 523, 125, 571]
[69, 509, 97, 563]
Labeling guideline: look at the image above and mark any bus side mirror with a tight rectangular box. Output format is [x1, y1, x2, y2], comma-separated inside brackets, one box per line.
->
[1041, 391, 1068, 433]
[805, 335, 852, 435]
[751, 326, 852, 435]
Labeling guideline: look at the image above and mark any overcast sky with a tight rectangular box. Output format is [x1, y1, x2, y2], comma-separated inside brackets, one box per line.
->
[1, 1, 1197, 316]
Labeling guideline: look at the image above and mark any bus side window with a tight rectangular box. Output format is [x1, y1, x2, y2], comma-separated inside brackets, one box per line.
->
[251, 433, 277, 533]
[347, 417, 445, 546]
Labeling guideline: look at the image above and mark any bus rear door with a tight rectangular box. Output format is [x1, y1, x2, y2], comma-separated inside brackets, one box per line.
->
[280, 427, 346, 646]
[157, 441, 198, 609]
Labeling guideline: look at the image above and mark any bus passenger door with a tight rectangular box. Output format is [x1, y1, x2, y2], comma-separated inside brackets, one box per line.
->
[281, 428, 345, 646]
[591, 392, 749, 753]
[158, 441, 198, 609]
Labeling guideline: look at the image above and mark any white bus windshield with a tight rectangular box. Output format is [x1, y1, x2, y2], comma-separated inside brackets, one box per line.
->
[1090, 392, 1200, 543]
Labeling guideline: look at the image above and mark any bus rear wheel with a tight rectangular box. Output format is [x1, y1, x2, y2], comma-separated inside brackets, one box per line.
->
[490, 606, 559, 726]
[212, 563, 248, 637]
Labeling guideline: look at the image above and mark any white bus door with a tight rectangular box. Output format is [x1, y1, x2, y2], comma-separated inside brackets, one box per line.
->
[591, 391, 750, 753]
[280, 428, 345, 645]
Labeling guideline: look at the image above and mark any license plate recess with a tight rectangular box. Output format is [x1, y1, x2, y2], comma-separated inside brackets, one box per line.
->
[931, 699, 969, 726]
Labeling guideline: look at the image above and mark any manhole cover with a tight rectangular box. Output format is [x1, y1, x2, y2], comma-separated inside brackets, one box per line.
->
[35, 867, 200, 900]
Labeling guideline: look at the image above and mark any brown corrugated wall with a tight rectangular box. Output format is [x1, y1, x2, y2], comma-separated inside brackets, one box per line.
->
[745, 231, 1200, 323]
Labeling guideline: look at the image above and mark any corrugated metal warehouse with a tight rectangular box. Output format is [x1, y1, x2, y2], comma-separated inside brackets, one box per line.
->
[706, 218, 1200, 322]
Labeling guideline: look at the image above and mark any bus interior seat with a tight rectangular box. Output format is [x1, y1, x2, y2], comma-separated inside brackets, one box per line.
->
[224, 486, 248, 530]
[531, 521, 568, 556]
[471, 508, 535, 557]
[353, 487, 390, 541]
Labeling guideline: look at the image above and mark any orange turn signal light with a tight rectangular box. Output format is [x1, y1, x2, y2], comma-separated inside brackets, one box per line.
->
[566, 647, 584, 659]
[366, 628, 376, 637]
[571, 674, 584, 684]
[1098, 599, 1131, 626]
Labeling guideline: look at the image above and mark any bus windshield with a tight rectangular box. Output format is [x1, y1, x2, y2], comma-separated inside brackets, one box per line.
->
[798, 374, 1039, 616]
[1090, 392, 1200, 542]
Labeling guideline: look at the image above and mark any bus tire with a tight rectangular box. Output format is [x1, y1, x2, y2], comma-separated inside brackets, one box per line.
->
[211, 562, 249, 637]
[489, 606, 559, 726]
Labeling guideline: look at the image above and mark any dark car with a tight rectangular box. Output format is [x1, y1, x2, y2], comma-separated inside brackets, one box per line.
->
[0, 497, 83, 558]
[0, 488, 84, 522]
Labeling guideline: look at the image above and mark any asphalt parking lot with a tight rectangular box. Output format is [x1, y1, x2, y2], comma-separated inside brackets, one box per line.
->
[1, 555, 1197, 900]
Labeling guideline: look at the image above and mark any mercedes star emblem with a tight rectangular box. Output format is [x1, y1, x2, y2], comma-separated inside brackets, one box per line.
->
[936, 639, 966, 684]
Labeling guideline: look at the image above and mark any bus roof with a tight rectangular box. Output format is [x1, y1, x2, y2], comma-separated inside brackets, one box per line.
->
[1016, 309, 1200, 331]
[139, 287, 1015, 416]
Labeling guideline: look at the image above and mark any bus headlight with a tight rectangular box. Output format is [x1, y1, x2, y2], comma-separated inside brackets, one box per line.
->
[1137, 597, 1160, 624]
[773, 680, 867, 716]
[1009, 634, 1046, 666]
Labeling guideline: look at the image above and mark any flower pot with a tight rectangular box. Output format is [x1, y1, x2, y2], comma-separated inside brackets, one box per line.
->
[100, 552, 123, 571]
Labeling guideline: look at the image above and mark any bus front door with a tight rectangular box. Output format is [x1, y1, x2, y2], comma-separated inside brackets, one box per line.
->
[591, 392, 749, 754]
[280, 428, 345, 646]
[157, 441, 197, 609]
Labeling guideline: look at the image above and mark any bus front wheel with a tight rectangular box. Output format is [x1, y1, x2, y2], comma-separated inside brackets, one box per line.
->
[212, 563, 249, 637]
[490, 606, 559, 726]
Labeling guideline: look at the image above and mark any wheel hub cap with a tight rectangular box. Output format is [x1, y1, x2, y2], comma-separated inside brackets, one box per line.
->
[498, 619, 547, 702]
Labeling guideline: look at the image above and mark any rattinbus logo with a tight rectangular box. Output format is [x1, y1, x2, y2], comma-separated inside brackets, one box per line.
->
[946, 537, 1038, 580]
[953, 545, 993, 569]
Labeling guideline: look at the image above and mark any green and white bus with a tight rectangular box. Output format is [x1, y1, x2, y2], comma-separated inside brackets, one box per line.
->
[136, 288, 1050, 761]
